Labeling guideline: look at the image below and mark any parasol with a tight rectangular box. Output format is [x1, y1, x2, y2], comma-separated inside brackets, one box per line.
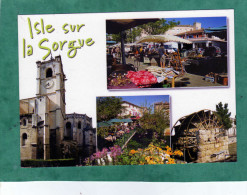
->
[136, 34, 192, 44]
[106, 19, 159, 64]
[106, 19, 159, 34]
[97, 121, 113, 128]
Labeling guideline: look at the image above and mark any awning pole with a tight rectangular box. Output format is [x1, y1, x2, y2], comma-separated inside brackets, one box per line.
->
[120, 31, 126, 65]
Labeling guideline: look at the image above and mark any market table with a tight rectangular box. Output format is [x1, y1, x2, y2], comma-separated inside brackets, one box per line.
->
[108, 65, 178, 89]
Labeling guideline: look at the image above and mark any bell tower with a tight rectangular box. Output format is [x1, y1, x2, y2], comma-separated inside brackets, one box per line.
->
[36, 55, 66, 159]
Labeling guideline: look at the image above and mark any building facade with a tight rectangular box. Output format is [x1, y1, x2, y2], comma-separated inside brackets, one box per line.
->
[20, 56, 96, 161]
[154, 101, 170, 117]
[118, 101, 145, 118]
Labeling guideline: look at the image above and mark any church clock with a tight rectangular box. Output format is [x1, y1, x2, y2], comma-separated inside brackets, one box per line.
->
[44, 79, 54, 89]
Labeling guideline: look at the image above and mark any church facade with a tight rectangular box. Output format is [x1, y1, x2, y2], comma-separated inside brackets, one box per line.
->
[20, 56, 96, 161]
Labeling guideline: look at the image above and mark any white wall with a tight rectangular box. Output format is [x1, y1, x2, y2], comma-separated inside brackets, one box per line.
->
[18, 10, 235, 129]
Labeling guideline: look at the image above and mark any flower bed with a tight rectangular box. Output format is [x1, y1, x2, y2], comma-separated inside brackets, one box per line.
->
[84, 143, 183, 166]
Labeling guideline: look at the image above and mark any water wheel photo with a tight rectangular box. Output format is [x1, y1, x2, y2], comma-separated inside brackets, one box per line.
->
[171, 109, 222, 162]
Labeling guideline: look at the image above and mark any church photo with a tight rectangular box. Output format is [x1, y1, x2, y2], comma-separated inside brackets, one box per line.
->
[20, 56, 96, 167]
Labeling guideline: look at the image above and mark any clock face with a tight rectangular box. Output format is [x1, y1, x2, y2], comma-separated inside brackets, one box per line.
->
[44, 80, 54, 89]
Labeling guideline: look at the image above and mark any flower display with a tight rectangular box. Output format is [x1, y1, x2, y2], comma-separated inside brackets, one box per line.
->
[117, 143, 183, 165]
[85, 144, 183, 166]
[109, 145, 122, 159]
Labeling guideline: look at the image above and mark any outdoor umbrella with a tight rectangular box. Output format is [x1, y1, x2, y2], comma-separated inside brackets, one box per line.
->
[106, 19, 159, 64]
[97, 121, 113, 128]
[106, 19, 159, 34]
[108, 118, 124, 123]
[108, 118, 133, 123]
[136, 34, 192, 44]
[205, 26, 227, 40]
[121, 118, 133, 123]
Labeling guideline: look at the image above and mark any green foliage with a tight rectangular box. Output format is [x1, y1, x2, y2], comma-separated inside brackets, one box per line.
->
[116, 149, 145, 165]
[111, 28, 142, 43]
[126, 27, 142, 43]
[114, 129, 136, 147]
[127, 138, 147, 150]
[21, 159, 76, 167]
[97, 97, 125, 122]
[216, 102, 232, 130]
[97, 126, 113, 138]
[109, 19, 180, 43]
[61, 140, 78, 159]
[139, 105, 170, 136]
[138, 19, 180, 35]
[111, 33, 121, 42]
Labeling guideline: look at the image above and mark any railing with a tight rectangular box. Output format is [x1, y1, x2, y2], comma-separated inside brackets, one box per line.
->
[114, 129, 137, 149]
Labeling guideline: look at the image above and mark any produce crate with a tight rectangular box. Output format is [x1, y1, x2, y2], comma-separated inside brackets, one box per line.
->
[205, 76, 214, 83]
[144, 57, 150, 64]
[218, 74, 228, 86]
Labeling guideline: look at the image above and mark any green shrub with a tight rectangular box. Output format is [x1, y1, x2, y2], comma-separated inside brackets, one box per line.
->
[21, 158, 76, 167]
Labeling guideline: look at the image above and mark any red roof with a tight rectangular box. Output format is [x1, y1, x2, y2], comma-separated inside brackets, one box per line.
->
[176, 29, 204, 36]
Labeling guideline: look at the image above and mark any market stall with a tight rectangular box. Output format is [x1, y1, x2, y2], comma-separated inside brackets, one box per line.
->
[137, 34, 192, 73]
[108, 67, 179, 89]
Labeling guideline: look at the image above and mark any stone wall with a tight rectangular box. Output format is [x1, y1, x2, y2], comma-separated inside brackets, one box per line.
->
[197, 129, 229, 163]
[20, 116, 38, 160]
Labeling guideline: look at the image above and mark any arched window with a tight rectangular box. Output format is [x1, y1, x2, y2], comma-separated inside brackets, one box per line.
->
[22, 133, 27, 146]
[65, 122, 72, 140]
[78, 121, 81, 129]
[89, 134, 93, 145]
[46, 68, 53, 78]
[23, 119, 27, 126]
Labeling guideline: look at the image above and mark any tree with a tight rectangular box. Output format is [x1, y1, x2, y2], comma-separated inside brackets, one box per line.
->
[215, 102, 232, 129]
[126, 27, 142, 43]
[139, 104, 170, 138]
[97, 97, 125, 122]
[111, 33, 121, 43]
[138, 19, 180, 35]
[111, 27, 142, 43]
[109, 19, 180, 43]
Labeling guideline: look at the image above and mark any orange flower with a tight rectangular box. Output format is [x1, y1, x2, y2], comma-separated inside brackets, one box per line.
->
[129, 149, 137, 155]
[174, 150, 183, 156]
[167, 158, 175, 164]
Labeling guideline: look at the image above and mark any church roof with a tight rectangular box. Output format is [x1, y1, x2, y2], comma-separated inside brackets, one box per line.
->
[66, 112, 92, 119]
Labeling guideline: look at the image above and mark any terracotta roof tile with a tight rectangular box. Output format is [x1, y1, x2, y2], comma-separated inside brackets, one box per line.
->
[176, 29, 204, 36]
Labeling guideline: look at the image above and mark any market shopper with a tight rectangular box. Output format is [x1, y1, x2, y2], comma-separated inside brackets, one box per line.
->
[158, 43, 165, 67]
[161, 50, 168, 69]
[111, 47, 116, 58]
[111, 47, 117, 65]
[139, 46, 145, 62]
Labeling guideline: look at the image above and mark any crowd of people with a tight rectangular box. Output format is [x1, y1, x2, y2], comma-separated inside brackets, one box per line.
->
[107, 43, 177, 69]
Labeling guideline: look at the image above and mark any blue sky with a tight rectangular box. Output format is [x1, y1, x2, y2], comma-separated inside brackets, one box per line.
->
[118, 95, 170, 107]
[165, 17, 227, 29]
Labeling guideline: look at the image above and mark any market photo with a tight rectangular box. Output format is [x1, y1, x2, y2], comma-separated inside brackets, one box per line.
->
[106, 17, 228, 89]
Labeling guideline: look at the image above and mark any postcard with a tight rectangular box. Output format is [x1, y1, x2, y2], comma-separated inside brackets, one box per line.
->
[18, 10, 236, 167]
[106, 17, 228, 90]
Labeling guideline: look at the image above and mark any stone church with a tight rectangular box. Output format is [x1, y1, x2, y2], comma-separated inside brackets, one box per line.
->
[20, 55, 96, 161]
